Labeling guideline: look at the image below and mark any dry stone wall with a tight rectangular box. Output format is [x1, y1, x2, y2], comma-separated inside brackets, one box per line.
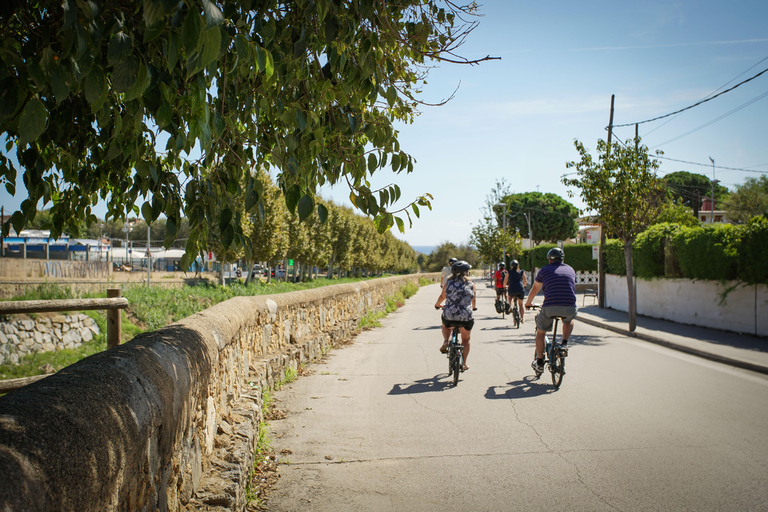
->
[0, 313, 100, 365]
[0, 273, 438, 512]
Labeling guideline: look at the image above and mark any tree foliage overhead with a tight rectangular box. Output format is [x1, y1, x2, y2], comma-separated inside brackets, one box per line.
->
[0, 0, 495, 268]
[499, 192, 578, 246]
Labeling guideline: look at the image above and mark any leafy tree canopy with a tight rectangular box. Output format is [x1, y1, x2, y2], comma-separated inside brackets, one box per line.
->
[663, 171, 729, 209]
[499, 191, 578, 246]
[723, 175, 768, 223]
[655, 202, 700, 227]
[0, 0, 494, 269]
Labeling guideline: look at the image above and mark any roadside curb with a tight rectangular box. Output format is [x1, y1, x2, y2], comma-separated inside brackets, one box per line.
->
[577, 314, 768, 376]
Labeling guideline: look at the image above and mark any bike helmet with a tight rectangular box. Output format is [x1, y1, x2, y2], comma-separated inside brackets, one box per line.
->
[451, 260, 471, 274]
[510, 259, 519, 269]
[498, 262, 505, 269]
[547, 247, 565, 262]
[448, 257, 458, 265]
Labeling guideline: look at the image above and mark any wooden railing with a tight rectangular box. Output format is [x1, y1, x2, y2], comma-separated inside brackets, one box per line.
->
[0, 288, 128, 394]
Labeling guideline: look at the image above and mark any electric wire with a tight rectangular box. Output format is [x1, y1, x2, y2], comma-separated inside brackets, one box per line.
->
[643, 54, 768, 137]
[610, 66, 768, 128]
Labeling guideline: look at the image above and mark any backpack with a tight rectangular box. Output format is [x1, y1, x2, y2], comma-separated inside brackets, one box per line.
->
[495, 270, 507, 289]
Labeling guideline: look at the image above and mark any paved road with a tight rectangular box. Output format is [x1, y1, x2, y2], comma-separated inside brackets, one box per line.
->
[266, 280, 768, 511]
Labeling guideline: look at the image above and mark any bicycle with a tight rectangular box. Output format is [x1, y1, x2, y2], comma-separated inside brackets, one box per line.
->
[495, 291, 508, 319]
[510, 298, 521, 328]
[527, 304, 567, 389]
[436, 306, 476, 386]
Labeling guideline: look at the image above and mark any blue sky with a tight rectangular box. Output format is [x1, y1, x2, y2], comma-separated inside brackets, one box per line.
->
[2, 1, 767, 249]
[320, 0, 768, 247]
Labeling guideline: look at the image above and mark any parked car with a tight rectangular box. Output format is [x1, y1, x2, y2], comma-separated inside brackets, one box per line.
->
[271, 267, 286, 278]
[251, 264, 262, 278]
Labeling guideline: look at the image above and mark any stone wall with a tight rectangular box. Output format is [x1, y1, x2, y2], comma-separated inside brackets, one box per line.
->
[0, 313, 100, 365]
[0, 273, 437, 511]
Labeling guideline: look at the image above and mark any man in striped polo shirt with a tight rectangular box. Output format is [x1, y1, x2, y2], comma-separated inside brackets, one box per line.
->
[525, 247, 577, 374]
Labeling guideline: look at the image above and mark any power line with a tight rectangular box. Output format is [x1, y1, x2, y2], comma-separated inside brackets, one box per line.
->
[644, 54, 768, 137]
[611, 66, 768, 128]
[653, 89, 768, 147]
[655, 155, 768, 174]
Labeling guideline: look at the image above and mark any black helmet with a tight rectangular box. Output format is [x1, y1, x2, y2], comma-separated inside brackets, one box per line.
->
[448, 257, 458, 265]
[498, 262, 505, 269]
[547, 247, 565, 262]
[510, 259, 519, 269]
[452, 260, 471, 274]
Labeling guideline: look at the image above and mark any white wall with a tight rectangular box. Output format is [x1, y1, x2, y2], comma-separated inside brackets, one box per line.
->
[605, 274, 768, 337]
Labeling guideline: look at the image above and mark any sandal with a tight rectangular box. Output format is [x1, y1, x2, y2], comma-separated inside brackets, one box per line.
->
[439, 341, 449, 354]
[461, 365, 469, 371]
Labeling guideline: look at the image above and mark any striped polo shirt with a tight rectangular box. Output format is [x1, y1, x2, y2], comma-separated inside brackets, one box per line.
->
[536, 262, 576, 307]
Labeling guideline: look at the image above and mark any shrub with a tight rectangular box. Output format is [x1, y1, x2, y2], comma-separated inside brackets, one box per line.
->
[671, 224, 743, 281]
[563, 244, 598, 272]
[737, 216, 768, 284]
[604, 239, 626, 275]
[633, 223, 681, 278]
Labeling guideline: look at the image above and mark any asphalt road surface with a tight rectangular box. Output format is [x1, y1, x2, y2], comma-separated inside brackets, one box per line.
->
[265, 280, 768, 511]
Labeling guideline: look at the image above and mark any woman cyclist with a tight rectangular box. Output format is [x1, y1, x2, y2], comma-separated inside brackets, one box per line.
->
[435, 260, 477, 371]
[507, 260, 528, 323]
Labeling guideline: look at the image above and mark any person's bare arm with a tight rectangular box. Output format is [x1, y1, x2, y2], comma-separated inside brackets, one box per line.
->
[525, 281, 542, 308]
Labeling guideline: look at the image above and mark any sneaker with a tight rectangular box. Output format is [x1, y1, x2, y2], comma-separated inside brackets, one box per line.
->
[559, 341, 568, 356]
[531, 359, 544, 374]
[439, 341, 449, 354]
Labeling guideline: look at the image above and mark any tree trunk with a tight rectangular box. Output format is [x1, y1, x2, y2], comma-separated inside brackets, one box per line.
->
[624, 241, 637, 332]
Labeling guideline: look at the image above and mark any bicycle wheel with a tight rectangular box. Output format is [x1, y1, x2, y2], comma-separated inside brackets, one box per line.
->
[513, 306, 520, 328]
[550, 349, 565, 389]
[451, 349, 461, 386]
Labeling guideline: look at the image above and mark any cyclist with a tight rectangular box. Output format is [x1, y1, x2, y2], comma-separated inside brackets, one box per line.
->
[524, 248, 577, 374]
[492, 262, 508, 313]
[507, 260, 527, 323]
[435, 260, 476, 371]
[441, 257, 458, 288]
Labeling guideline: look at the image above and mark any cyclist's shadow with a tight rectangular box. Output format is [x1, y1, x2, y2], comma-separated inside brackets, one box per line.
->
[485, 376, 556, 399]
[389, 375, 454, 394]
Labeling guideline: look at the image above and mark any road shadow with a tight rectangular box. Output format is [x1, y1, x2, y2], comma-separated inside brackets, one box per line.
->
[412, 325, 442, 331]
[388, 374, 454, 394]
[485, 376, 557, 399]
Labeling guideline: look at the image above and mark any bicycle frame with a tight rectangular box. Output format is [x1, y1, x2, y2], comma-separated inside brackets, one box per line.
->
[448, 326, 464, 386]
[530, 305, 567, 389]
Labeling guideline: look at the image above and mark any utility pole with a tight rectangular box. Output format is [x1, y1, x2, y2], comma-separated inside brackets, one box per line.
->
[709, 157, 716, 223]
[599, 94, 614, 309]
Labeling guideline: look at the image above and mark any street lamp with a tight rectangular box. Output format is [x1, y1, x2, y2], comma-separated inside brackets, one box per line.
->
[494, 203, 508, 266]
[122, 223, 133, 268]
[708, 156, 716, 224]
[98, 223, 105, 262]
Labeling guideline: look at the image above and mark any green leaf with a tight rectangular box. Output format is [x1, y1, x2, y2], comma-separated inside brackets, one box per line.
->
[395, 216, 405, 233]
[50, 65, 72, 105]
[297, 194, 313, 221]
[213, 111, 225, 138]
[222, 224, 234, 248]
[317, 203, 328, 223]
[18, 98, 48, 146]
[108, 32, 132, 65]
[124, 59, 150, 101]
[155, 101, 172, 128]
[285, 185, 301, 213]
[218, 207, 232, 234]
[412, 202, 420, 217]
[391, 153, 400, 172]
[201, 0, 224, 27]
[112, 58, 139, 93]
[367, 153, 377, 172]
[181, 9, 203, 53]
[199, 26, 221, 70]
[141, 201, 153, 223]
[84, 66, 108, 109]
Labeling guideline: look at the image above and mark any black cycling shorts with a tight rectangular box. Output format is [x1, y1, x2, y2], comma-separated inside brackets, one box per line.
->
[442, 317, 475, 331]
[508, 292, 524, 300]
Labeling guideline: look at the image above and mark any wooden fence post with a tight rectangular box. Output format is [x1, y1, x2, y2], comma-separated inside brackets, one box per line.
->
[107, 288, 121, 349]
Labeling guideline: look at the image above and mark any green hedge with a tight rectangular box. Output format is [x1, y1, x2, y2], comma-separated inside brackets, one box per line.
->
[519, 243, 598, 272]
[518, 217, 768, 284]
[671, 224, 742, 281]
[738, 216, 768, 284]
[604, 239, 625, 275]
[633, 223, 681, 278]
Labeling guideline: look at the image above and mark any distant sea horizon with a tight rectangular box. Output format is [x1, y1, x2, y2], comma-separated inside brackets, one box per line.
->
[410, 245, 436, 255]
